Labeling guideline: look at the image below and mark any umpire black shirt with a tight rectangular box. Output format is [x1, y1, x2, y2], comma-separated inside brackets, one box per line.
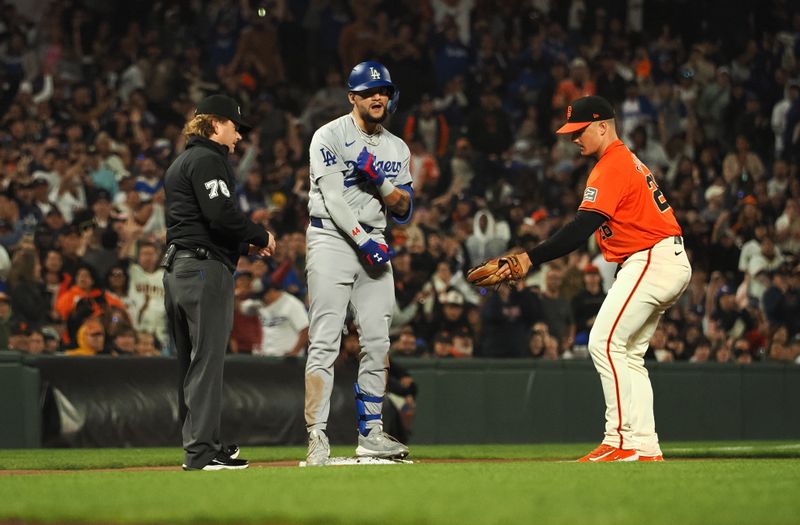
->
[165, 135, 269, 270]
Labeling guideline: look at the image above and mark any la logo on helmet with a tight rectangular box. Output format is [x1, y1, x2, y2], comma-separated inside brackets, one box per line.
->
[369, 67, 381, 80]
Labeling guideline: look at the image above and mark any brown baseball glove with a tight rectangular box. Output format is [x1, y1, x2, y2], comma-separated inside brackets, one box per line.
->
[466, 254, 528, 287]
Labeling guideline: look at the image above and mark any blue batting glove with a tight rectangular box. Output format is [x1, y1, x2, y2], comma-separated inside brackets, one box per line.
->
[356, 147, 386, 186]
[358, 238, 395, 266]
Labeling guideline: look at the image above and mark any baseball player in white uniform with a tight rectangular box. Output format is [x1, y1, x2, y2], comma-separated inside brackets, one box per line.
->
[304, 61, 413, 466]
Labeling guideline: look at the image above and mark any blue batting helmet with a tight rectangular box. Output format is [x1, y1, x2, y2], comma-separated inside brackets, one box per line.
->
[347, 61, 400, 114]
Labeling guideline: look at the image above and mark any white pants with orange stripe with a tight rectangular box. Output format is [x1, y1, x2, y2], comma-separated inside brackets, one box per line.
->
[588, 236, 691, 456]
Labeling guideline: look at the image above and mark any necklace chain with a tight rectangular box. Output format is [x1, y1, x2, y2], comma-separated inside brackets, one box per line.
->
[351, 114, 382, 146]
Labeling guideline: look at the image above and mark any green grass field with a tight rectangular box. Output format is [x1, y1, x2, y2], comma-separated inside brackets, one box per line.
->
[1, 441, 798, 525]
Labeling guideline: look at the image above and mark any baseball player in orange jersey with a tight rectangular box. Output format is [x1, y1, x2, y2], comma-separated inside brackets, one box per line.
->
[494, 96, 691, 461]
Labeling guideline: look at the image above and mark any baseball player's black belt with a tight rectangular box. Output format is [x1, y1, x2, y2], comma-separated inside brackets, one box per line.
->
[310, 216, 374, 233]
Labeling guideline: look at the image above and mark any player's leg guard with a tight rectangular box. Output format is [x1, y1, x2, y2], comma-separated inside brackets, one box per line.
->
[354, 383, 409, 459]
[354, 383, 383, 436]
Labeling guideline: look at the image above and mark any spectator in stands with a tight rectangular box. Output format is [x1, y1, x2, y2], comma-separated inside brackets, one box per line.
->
[713, 340, 734, 364]
[432, 331, 458, 358]
[34, 208, 67, 255]
[648, 327, 672, 362]
[110, 325, 137, 356]
[772, 80, 800, 160]
[733, 337, 754, 364]
[64, 318, 106, 356]
[41, 327, 60, 354]
[763, 268, 800, 336]
[25, 328, 46, 355]
[55, 264, 125, 347]
[552, 57, 596, 111]
[539, 268, 575, 351]
[104, 264, 134, 314]
[337, 5, 380, 72]
[789, 335, 800, 365]
[711, 284, 755, 340]
[731, 195, 764, 243]
[133, 331, 160, 357]
[385, 358, 418, 443]
[430, 289, 472, 347]
[465, 209, 510, 265]
[619, 81, 656, 144]
[419, 260, 456, 320]
[391, 326, 427, 358]
[230, 270, 261, 354]
[433, 20, 471, 92]
[541, 333, 561, 360]
[528, 329, 546, 358]
[775, 196, 797, 240]
[723, 136, 765, 197]
[629, 125, 670, 177]
[403, 94, 450, 159]
[690, 338, 712, 363]
[697, 66, 731, 143]
[571, 264, 606, 346]
[467, 90, 513, 158]
[127, 241, 167, 351]
[452, 326, 474, 357]
[479, 282, 540, 358]
[7, 247, 48, 328]
[745, 236, 785, 303]
[240, 275, 309, 357]
[298, 68, 350, 135]
[54, 226, 85, 279]
[235, 168, 271, 215]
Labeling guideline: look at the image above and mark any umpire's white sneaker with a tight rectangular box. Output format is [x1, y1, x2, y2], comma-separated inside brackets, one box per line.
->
[306, 429, 330, 466]
[356, 426, 409, 459]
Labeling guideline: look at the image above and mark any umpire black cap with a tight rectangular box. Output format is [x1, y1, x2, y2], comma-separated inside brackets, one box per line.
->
[195, 95, 252, 132]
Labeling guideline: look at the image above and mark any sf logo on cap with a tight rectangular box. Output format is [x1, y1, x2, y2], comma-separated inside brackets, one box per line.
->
[567, 105, 572, 118]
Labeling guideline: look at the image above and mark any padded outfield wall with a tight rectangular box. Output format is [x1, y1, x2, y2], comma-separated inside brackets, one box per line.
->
[1, 352, 798, 447]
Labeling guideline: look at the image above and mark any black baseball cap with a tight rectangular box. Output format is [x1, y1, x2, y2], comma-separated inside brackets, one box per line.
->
[556, 96, 615, 134]
[195, 94, 252, 132]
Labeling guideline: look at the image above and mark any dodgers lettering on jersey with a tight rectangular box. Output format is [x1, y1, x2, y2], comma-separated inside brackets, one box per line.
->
[308, 114, 412, 230]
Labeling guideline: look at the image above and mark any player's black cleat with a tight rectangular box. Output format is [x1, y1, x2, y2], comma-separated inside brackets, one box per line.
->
[223, 444, 240, 459]
[183, 451, 248, 471]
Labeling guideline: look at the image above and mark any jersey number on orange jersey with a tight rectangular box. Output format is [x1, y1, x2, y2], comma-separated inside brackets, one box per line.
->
[645, 174, 671, 213]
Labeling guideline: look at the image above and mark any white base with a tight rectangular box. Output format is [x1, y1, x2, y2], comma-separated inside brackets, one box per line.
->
[299, 456, 414, 467]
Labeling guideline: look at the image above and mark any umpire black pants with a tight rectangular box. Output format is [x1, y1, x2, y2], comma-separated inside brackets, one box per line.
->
[163, 256, 234, 469]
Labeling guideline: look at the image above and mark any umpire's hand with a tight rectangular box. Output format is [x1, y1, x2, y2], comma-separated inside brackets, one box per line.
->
[249, 231, 277, 258]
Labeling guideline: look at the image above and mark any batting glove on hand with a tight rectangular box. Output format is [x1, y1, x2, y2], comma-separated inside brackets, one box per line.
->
[358, 238, 394, 266]
[356, 147, 386, 186]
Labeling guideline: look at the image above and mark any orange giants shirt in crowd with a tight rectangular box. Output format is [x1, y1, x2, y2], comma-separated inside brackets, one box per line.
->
[578, 140, 682, 263]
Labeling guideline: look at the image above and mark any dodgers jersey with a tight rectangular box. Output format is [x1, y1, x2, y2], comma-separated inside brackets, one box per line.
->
[308, 114, 412, 230]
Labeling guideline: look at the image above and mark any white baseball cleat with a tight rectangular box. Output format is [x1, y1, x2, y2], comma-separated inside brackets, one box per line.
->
[305, 429, 330, 466]
[355, 425, 409, 459]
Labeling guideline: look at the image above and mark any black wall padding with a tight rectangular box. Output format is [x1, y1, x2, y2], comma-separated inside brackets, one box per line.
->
[32, 356, 360, 448]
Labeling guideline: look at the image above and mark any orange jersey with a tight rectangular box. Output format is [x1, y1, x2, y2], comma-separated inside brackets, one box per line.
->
[578, 140, 681, 263]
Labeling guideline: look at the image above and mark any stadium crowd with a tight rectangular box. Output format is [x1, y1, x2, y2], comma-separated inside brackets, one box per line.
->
[1, 0, 799, 365]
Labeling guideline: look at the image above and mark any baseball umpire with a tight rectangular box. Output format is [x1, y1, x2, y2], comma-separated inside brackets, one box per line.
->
[467, 96, 691, 462]
[163, 94, 276, 471]
[304, 61, 413, 465]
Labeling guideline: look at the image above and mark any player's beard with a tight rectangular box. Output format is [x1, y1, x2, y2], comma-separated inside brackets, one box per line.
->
[361, 105, 387, 124]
